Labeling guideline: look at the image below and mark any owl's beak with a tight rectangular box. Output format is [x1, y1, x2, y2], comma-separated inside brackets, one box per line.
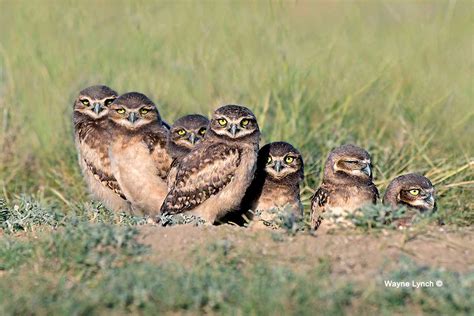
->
[274, 161, 282, 173]
[361, 164, 371, 177]
[128, 112, 139, 123]
[189, 133, 196, 145]
[93, 103, 103, 114]
[229, 124, 239, 137]
[424, 194, 435, 206]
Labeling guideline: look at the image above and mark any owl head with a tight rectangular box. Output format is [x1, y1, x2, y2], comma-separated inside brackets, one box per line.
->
[208, 105, 259, 141]
[73, 85, 118, 119]
[324, 144, 373, 184]
[383, 173, 436, 212]
[258, 142, 304, 182]
[108, 92, 162, 130]
[168, 114, 209, 159]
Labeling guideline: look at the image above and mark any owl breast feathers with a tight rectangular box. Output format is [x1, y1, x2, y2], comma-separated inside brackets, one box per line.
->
[107, 92, 173, 215]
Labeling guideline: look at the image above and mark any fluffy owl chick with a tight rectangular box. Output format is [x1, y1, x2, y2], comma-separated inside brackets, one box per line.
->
[310, 144, 379, 230]
[73, 85, 131, 212]
[108, 92, 172, 215]
[161, 104, 260, 224]
[242, 142, 304, 224]
[383, 173, 436, 226]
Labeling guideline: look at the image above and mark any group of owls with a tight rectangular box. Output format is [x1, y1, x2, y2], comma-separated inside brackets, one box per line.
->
[73, 85, 436, 229]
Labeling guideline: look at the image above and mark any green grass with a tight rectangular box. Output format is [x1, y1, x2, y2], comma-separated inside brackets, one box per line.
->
[0, 1, 473, 314]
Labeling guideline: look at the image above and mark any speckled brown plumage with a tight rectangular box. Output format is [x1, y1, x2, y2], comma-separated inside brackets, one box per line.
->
[240, 142, 304, 225]
[85, 162, 126, 200]
[108, 92, 172, 215]
[73, 85, 131, 212]
[166, 114, 209, 188]
[310, 144, 379, 230]
[161, 104, 260, 224]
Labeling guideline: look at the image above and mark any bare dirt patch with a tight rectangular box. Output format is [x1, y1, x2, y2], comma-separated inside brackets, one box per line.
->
[139, 224, 474, 280]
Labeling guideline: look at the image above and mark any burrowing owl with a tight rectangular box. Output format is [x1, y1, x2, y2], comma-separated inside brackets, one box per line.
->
[383, 173, 436, 226]
[166, 114, 209, 188]
[161, 104, 260, 224]
[167, 114, 209, 160]
[310, 144, 379, 230]
[242, 142, 304, 224]
[107, 92, 172, 215]
[73, 85, 131, 211]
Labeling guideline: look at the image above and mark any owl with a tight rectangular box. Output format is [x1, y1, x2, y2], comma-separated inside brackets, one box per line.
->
[383, 173, 436, 226]
[160, 104, 260, 224]
[310, 144, 379, 230]
[241, 142, 304, 225]
[73, 85, 131, 211]
[166, 114, 210, 188]
[167, 114, 209, 160]
[107, 92, 173, 215]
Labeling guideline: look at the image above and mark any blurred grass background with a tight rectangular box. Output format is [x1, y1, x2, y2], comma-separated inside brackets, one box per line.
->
[0, 0, 472, 224]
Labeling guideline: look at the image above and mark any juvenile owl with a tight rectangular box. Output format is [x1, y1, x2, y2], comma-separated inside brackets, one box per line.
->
[166, 114, 209, 188]
[310, 144, 379, 230]
[167, 114, 209, 160]
[242, 142, 304, 224]
[383, 173, 436, 226]
[161, 104, 260, 224]
[73, 85, 130, 212]
[108, 92, 172, 215]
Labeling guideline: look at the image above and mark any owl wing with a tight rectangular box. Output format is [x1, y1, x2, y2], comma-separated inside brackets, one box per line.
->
[84, 159, 127, 200]
[142, 126, 172, 180]
[310, 186, 330, 230]
[161, 143, 241, 214]
[166, 158, 180, 188]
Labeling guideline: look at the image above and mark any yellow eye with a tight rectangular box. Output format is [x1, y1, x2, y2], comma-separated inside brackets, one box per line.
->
[104, 98, 115, 106]
[409, 189, 420, 196]
[177, 129, 186, 136]
[285, 156, 294, 164]
[241, 119, 249, 127]
[199, 128, 206, 135]
[218, 118, 227, 126]
[267, 156, 272, 164]
[116, 108, 126, 114]
[80, 99, 89, 106]
[140, 108, 150, 115]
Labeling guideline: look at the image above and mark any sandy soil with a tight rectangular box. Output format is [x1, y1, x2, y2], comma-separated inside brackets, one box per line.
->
[139, 224, 474, 280]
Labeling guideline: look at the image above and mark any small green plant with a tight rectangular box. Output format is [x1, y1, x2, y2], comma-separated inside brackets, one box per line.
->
[252, 205, 307, 235]
[42, 222, 148, 276]
[347, 204, 406, 229]
[321, 204, 438, 230]
[0, 197, 150, 233]
[0, 196, 64, 233]
[69, 201, 150, 226]
[158, 212, 206, 227]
